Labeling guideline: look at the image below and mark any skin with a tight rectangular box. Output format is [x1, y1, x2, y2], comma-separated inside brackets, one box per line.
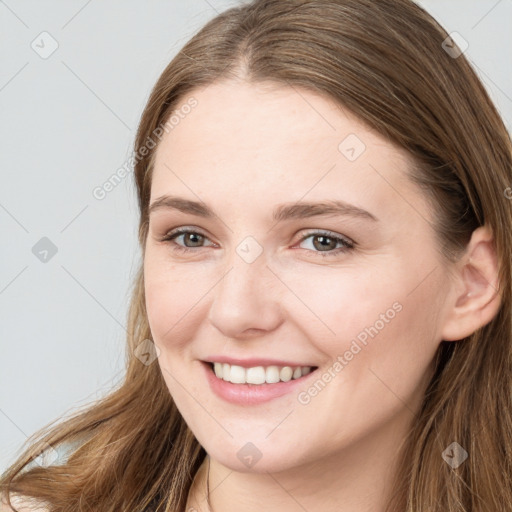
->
[143, 78, 501, 512]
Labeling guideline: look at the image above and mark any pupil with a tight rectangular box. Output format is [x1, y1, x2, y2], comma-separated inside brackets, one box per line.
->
[187, 233, 202, 246]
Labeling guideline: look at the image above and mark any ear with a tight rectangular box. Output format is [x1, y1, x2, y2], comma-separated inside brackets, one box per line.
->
[441, 225, 502, 342]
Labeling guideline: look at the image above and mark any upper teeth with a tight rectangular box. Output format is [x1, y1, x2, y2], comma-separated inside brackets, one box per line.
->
[213, 362, 313, 385]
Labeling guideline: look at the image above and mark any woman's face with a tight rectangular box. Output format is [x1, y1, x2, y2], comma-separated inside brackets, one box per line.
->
[143, 79, 455, 473]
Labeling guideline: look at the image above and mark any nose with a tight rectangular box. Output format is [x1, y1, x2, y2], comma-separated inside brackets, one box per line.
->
[207, 249, 285, 339]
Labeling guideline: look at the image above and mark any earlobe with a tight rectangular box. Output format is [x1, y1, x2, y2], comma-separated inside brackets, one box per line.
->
[441, 225, 502, 342]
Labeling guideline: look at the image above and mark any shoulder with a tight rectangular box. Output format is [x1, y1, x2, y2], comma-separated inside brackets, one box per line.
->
[0, 494, 49, 512]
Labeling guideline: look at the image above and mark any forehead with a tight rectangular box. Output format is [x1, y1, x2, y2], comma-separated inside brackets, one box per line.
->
[150, 79, 428, 225]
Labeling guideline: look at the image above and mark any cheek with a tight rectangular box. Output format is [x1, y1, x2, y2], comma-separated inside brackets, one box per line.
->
[143, 261, 210, 404]
[283, 260, 442, 374]
[143, 257, 206, 348]
[278, 262, 404, 347]
[285, 267, 442, 445]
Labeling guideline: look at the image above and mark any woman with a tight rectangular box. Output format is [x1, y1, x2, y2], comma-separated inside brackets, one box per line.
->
[2, 0, 511, 510]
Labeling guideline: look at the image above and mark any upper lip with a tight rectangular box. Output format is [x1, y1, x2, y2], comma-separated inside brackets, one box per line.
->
[203, 356, 317, 368]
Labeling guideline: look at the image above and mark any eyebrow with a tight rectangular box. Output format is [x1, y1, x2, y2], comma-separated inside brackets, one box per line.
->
[148, 195, 378, 223]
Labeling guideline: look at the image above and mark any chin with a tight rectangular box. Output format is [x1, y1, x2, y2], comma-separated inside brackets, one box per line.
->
[201, 436, 308, 475]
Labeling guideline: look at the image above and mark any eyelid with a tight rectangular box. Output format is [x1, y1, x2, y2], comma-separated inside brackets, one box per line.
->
[297, 228, 354, 246]
[162, 226, 216, 245]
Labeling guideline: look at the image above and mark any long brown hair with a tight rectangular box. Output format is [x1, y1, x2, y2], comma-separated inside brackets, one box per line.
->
[2, 1, 511, 510]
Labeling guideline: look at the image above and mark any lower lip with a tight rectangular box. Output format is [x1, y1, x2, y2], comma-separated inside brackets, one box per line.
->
[201, 361, 318, 405]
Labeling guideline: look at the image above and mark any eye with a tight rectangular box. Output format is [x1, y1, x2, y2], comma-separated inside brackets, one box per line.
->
[295, 230, 355, 258]
[160, 227, 215, 254]
[160, 227, 355, 258]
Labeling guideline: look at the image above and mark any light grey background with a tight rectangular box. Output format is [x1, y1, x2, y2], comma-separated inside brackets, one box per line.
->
[1, 0, 511, 472]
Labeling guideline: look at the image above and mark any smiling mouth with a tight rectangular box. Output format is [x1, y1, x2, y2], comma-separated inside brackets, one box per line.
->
[206, 361, 319, 385]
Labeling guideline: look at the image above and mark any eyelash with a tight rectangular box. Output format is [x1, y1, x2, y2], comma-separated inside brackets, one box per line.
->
[160, 227, 355, 258]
